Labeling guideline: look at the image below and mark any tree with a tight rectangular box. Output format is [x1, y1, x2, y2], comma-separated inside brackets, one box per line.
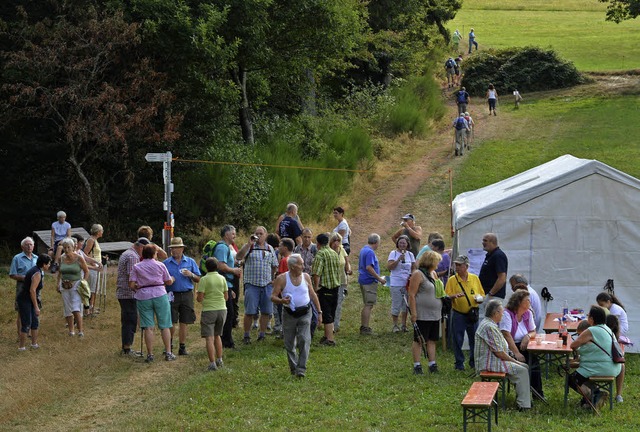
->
[1, 4, 181, 221]
[600, 0, 640, 22]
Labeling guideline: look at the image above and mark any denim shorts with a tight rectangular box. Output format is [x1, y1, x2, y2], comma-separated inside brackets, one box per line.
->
[244, 283, 273, 315]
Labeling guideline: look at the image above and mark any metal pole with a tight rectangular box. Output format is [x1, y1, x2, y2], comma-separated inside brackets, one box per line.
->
[162, 151, 173, 253]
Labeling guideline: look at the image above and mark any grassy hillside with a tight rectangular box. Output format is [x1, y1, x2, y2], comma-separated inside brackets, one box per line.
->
[449, 1, 640, 71]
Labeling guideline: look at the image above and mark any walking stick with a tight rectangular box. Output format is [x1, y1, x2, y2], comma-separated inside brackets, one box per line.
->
[403, 295, 428, 359]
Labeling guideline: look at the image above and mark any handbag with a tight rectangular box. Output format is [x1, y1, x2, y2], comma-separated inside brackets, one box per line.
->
[455, 276, 479, 323]
[61, 280, 74, 290]
[592, 327, 625, 364]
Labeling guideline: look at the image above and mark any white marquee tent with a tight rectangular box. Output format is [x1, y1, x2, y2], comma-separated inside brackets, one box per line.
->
[452, 154, 640, 352]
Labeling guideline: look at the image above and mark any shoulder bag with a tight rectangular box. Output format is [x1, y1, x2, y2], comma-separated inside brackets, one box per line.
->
[455, 275, 479, 323]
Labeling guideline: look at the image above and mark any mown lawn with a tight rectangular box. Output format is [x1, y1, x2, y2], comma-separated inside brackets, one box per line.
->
[449, 0, 640, 71]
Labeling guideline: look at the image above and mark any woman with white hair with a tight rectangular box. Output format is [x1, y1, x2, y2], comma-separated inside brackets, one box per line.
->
[84, 224, 105, 315]
[57, 238, 89, 336]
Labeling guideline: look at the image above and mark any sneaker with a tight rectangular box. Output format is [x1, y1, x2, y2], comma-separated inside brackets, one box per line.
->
[429, 364, 438, 373]
[393, 325, 401, 333]
[243, 336, 251, 345]
[77, 332, 84, 338]
[30, 343, 40, 350]
[401, 325, 408, 332]
[594, 390, 609, 410]
[359, 326, 373, 335]
[207, 362, 218, 371]
[145, 354, 155, 363]
[295, 371, 306, 378]
[165, 352, 176, 361]
[178, 347, 189, 356]
[68, 332, 76, 337]
[320, 339, 336, 347]
[257, 334, 265, 342]
[319, 336, 327, 344]
[216, 358, 224, 368]
[616, 395, 623, 403]
[17, 347, 27, 351]
[413, 365, 424, 375]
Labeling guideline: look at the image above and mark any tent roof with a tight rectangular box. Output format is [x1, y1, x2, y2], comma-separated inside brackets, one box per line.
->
[453, 154, 640, 230]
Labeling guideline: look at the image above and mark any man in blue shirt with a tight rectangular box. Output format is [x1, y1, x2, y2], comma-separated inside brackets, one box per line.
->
[479, 233, 508, 300]
[358, 233, 386, 335]
[10, 237, 38, 340]
[213, 225, 242, 349]
[163, 237, 201, 355]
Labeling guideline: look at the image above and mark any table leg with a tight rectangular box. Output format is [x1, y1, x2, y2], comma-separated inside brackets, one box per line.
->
[563, 354, 569, 407]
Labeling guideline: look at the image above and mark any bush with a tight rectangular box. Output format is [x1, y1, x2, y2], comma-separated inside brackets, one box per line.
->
[461, 46, 584, 96]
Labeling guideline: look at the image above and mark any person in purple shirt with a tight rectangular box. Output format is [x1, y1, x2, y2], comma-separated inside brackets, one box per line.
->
[431, 239, 451, 286]
[358, 233, 386, 335]
[130, 245, 175, 362]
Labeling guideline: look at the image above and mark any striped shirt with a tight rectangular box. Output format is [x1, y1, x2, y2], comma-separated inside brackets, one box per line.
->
[312, 246, 341, 289]
[242, 244, 278, 287]
[474, 317, 518, 374]
[116, 247, 139, 300]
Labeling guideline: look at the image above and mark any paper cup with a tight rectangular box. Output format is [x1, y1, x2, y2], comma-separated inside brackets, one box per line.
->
[556, 340, 563, 348]
[535, 335, 543, 344]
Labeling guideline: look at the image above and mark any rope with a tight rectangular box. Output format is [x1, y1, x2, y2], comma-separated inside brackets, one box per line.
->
[172, 157, 370, 173]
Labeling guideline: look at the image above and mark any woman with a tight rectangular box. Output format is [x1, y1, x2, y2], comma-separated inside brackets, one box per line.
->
[499, 290, 544, 399]
[486, 83, 498, 116]
[17, 254, 51, 350]
[129, 245, 175, 363]
[605, 314, 625, 403]
[387, 235, 416, 333]
[49, 210, 71, 273]
[570, 305, 622, 409]
[596, 292, 629, 339]
[475, 299, 531, 411]
[57, 238, 89, 337]
[332, 207, 351, 255]
[196, 258, 228, 371]
[84, 223, 105, 315]
[271, 254, 322, 378]
[408, 251, 442, 374]
[330, 232, 352, 332]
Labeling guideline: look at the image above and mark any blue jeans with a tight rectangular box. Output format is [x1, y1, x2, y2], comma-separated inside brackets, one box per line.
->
[451, 310, 478, 370]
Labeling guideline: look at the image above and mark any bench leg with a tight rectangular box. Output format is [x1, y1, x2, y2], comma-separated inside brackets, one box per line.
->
[488, 406, 491, 432]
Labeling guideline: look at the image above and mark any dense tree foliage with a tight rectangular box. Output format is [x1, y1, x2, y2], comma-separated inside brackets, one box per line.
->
[600, 0, 640, 22]
[0, 0, 461, 248]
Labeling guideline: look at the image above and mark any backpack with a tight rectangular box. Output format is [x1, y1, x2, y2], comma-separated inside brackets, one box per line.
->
[455, 117, 466, 130]
[419, 268, 452, 319]
[446, 59, 455, 69]
[456, 91, 467, 103]
[200, 240, 220, 275]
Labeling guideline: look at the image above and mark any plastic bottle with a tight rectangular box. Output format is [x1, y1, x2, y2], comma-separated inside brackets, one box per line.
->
[562, 299, 569, 317]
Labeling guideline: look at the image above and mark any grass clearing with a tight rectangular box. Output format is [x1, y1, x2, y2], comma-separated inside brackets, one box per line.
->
[449, 1, 640, 71]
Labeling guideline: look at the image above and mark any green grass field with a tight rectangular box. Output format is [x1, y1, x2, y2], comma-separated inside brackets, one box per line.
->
[449, 0, 640, 71]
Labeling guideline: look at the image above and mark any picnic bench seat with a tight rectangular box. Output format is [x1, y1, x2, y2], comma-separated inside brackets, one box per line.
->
[480, 371, 510, 409]
[32, 228, 133, 258]
[462, 381, 499, 432]
[588, 376, 615, 411]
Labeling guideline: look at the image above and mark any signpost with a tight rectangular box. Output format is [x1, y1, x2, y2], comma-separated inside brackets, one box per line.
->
[145, 152, 173, 252]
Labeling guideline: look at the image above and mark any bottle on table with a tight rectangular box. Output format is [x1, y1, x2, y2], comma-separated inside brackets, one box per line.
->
[560, 318, 568, 346]
[562, 299, 569, 317]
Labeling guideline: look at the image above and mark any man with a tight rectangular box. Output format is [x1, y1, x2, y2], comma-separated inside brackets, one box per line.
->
[463, 111, 475, 151]
[475, 299, 531, 411]
[293, 228, 317, 275]
[509, 274, 543, 331]
[236, 226, 278, 344]
[163, 237, 201, 355]
[358, 233, 386, 335]
[455, 86, 470, 114]
[10, 237, 38, 339]
[271, 254, 322, 378]
[452, 113, 470, 156]
[277, 203, 304, 245]
[311, 233, 341, 346]
[432, 239, 451, 286]
[116, 237, 148, 356]
[391, 214, 422, 257]
[452, 29, 462, 51]
[468, 28, 478, 54]
[49, 211, 71, 272]
[454, 54, 463, 86]
[214, 225, 243, 349]
[273, 238, 295, 337]
[445, 57, 456, 88]
[445, 255, 485, 371]
[479, 233, 508, 300]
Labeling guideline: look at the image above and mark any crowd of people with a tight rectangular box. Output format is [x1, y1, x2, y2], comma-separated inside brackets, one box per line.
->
[8, 208, 629, 409]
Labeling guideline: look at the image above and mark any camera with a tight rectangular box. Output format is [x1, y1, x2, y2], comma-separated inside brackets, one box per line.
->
[250, 235, 258, 242]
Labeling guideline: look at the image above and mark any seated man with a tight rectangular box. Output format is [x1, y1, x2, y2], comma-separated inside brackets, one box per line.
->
[475, 299, 531, 411]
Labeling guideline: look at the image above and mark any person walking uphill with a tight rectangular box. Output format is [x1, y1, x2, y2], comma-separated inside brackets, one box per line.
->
[163, 237, 201, 356]
[358, 234, 386, 335]
[486, 84, 498, 116]
[455, 87, 470, 114]
[452, 113, 470, 157]
[468, 28, 478, 54]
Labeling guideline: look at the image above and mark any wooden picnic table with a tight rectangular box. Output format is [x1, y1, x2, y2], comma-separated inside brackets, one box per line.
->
[32, 228, 132, 257]
[526, 333, 573, 406]
[542, 312, 581, 334]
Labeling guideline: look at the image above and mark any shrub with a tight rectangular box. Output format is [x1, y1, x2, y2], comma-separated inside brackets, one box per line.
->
[462, 46, 584, 96]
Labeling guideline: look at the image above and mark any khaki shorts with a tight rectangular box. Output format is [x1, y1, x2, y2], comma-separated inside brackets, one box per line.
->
[360, 283, 378, 306]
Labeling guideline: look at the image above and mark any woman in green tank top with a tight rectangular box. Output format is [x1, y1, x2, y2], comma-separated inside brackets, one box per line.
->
[57, 238, 90, 337]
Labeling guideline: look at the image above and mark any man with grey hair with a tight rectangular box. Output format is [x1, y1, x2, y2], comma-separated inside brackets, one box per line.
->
[10, 237, 38, 340]
[509, 274, 542, 332]
[116, 237, 149, 356]
[475, 299, 531, 411]
[358, 233, 386, 335]
[479, 233, 508, 299]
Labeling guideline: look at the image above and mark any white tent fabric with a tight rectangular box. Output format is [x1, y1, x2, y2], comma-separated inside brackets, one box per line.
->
[452, 155, 640, 352]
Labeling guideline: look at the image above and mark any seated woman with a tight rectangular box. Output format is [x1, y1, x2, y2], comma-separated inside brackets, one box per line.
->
[499, 290, 544, 399]
[605, 314, 625, 403]
[597, 292, 629, 343]
[475, 299, 531, 410]
[569, 305, 622, 409]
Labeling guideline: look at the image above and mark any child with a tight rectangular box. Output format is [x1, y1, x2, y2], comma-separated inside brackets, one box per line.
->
[596, 292, 629, 340]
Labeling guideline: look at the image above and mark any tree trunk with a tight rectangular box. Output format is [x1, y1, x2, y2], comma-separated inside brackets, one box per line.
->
[69, 153, 97, 221]
[233, 66, 254, 145]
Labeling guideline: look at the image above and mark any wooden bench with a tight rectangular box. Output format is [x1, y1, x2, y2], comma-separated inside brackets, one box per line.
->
[462, 381, 499, 432]
[480, 371, 509, 409]
[588, 376, 615, 411]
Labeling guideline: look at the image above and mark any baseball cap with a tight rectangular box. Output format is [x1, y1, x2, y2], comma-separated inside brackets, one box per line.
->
[453, 255, 469, 265]
[401, 214, 415, 221]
